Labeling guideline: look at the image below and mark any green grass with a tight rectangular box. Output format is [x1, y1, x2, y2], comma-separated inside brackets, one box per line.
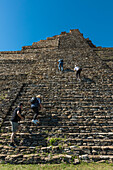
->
[0, 163, 113, 170]
[0, 93, 8, 100]
[49, 138, 62, 146]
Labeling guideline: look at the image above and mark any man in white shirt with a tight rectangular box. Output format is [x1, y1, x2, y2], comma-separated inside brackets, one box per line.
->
[74, 65, 82, 80]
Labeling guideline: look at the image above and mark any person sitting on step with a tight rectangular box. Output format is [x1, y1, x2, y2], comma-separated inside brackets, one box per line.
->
[31, 95, 43, 124]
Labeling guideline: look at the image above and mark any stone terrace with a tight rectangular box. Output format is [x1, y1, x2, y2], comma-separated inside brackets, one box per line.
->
[0, 29, 113, 164]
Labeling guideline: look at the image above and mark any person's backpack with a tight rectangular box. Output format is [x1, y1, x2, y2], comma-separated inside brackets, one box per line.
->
[31, 97, 37, 104]
[30, 97, 39, 108]
[58, 59, 63, 63]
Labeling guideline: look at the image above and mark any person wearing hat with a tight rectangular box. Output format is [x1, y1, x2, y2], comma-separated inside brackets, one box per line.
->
[74, 65, 82, 80]
[9, 103, 24, 148]
[31, 95, 43, 124]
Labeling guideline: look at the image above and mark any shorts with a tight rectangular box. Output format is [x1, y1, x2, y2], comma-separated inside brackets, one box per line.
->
[10, 121, 19, 132]
[32, 107, 39, 114]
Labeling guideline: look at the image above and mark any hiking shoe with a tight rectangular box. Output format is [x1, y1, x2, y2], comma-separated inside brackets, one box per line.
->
[9, 142, 16, 148]
[28, 130, 32, 134]
[32, 119, 39, 124]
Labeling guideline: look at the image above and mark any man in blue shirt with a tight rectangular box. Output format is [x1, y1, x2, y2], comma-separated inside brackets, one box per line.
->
[31, 95, 43, 124]
[58, 59, 63, 71]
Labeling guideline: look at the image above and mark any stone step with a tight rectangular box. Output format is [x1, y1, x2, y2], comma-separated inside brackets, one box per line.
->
[87, 155, 113, 162]
[0, 145, 113, 163]
[3, 117, 113, 125]
[79, 146, 113, 157]
[0, 153, 75, 164]
[0, 142, 113, 154]
[54, 132, 113, 139]
[1, 123, 113, 133]
[1, 132, 113, 139]
[1, 135, 113, 148]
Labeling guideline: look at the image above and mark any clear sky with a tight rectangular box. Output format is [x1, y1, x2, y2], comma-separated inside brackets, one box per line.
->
[0, 0, 113, 51]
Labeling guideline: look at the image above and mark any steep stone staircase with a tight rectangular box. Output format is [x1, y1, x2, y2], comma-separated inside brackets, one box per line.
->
[0, 29, 113, 164]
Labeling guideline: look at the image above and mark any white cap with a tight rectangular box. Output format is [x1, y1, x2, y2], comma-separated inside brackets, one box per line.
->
[36, 95, 41, 98]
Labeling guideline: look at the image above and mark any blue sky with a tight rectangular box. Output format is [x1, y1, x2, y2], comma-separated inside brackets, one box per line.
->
[0, 0, 113, 51]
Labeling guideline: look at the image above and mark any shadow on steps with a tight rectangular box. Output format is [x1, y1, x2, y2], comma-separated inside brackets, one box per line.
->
[82, 76, 96, 84]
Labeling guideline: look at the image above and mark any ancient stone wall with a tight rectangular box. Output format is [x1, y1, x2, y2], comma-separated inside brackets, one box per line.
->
[32, 38, 59, 48]
[94, 48, 113, 69]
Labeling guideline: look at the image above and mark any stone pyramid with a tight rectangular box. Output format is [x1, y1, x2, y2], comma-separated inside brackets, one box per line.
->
[0, 29, 113, 163]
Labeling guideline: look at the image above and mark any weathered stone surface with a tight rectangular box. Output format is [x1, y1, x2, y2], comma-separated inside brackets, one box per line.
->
[0, 29, 113, 164]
